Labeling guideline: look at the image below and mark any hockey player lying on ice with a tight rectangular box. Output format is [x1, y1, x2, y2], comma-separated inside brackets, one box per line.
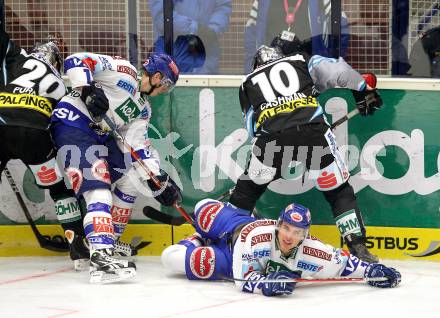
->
[161, 199, 401, 296]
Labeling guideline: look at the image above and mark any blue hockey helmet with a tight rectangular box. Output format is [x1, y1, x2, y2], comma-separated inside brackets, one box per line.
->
[277, 203, 312, 230]
[142, 53, 180, 92]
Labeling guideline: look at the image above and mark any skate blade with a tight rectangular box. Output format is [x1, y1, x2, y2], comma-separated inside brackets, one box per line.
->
[89, 268, 137, 284]
[73, 259, 89, 271]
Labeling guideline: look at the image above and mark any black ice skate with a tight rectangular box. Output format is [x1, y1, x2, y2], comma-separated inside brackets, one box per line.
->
[65, 230, 90, 271]
[89, 248, 137, 284]
[346, 234, 379, 263]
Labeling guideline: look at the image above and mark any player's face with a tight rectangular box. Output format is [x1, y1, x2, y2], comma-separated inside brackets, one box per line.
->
[140, 72, 173, 96]
[277, 222, 307, 255]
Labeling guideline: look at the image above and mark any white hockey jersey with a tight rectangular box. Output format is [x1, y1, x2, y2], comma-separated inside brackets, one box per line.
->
[52, 53, 159, 174]
[232, 219, 369, 294]
[57, 53, 152, 150]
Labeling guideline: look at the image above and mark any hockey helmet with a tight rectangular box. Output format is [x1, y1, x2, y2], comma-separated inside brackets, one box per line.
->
[270, 31, 304, 55]
[277, 203, 311, 236]
[252, 45, 284, 70]
[32, 40, 63, 74]
[142, 53, 180, 92]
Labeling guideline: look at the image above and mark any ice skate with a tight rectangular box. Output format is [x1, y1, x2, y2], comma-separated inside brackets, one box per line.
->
[89, 248, 136, 284]
[65, 230, 90, 271]
[346, 234, 379, 263]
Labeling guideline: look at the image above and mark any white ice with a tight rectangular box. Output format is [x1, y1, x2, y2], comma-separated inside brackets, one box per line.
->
[0, 257, 439, 318]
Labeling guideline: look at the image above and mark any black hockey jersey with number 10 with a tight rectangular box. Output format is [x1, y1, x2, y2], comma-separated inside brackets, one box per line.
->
[0, 30, 66, 130]
[240, 53, 325, 137]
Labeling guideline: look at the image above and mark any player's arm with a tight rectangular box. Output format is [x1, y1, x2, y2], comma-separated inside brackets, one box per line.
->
[306, 237, 401, 288]
[308, 56, 383, 116]
[64, 53, 109, 121]
[118, 112, 182, 207]
[308, 55, 365, 91]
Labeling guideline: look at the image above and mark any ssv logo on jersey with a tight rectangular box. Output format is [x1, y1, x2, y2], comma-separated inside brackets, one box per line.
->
[53, 108, 80, 121]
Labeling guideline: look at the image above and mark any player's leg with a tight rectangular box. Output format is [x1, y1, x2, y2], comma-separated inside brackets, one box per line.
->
[52, 123, 136, 283]
[229, 137, 277, 212]
[307, 124, 378, 263]
[25, 129, 89, 269]
[162, 239, 230, 281]
[0, 125, 89, 269]
[108, 138, 140, 257]
[193, 198, 256, 241]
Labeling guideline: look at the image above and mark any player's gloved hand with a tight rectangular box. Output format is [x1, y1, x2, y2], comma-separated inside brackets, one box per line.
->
[351, 72, 382, 116]
[365, 263, 401, 288]
[146, 169, 182, 206]
[81, 81, 109, 121]
[261, 271, 299, 296]
[351, 88, 383, 116]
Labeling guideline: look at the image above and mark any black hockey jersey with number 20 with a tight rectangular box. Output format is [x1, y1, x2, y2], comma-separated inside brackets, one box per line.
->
[0, 30, 66, 130]
[240, 54, 324, 137]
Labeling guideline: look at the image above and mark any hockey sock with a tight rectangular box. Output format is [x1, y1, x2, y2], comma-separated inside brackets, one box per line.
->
[111, 188, 135, 240]
[83, 189, 115, 250]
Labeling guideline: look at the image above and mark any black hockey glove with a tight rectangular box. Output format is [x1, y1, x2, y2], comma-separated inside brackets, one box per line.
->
[351, 88, 383, 116]
[81, 81, 109, 121]
[365, 263, 401, 288]
[146, 170, 182, 206]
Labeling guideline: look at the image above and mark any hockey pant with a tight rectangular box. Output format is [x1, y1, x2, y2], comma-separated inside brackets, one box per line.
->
[51, 123, 159, 250]
[228, 123, 367, 241]
[0, 125, 85, 236]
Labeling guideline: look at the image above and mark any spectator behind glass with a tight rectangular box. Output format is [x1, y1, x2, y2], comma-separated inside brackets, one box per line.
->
[148, 0, 232, 74]
[244, 0, 350, 73]
[409, 26, 440, 78]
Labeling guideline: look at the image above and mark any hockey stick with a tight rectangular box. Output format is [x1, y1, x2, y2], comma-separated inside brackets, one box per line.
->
[3, 167, 69, 252]
[102, 114, 195, 225]
[142, 187, 236, 226]
[330, 108, 359, 130]
[221, 275, 388, 284]
[143, 206, 187, 226]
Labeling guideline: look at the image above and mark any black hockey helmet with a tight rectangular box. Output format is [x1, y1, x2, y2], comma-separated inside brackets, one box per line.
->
[270, 31, 304, 56]
[32, 38, 63, 74]
[252, 45, 284, 70]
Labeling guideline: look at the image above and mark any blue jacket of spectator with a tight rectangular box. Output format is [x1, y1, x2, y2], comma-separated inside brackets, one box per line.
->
[148, 0, 231, 74]
[244, 0, 350, 73]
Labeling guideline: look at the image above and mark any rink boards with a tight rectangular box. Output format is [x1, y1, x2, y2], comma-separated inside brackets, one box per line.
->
[1, 223, 439, 260]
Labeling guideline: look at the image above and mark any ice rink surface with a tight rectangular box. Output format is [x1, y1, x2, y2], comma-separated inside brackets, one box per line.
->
[0, 257, 439, 318]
